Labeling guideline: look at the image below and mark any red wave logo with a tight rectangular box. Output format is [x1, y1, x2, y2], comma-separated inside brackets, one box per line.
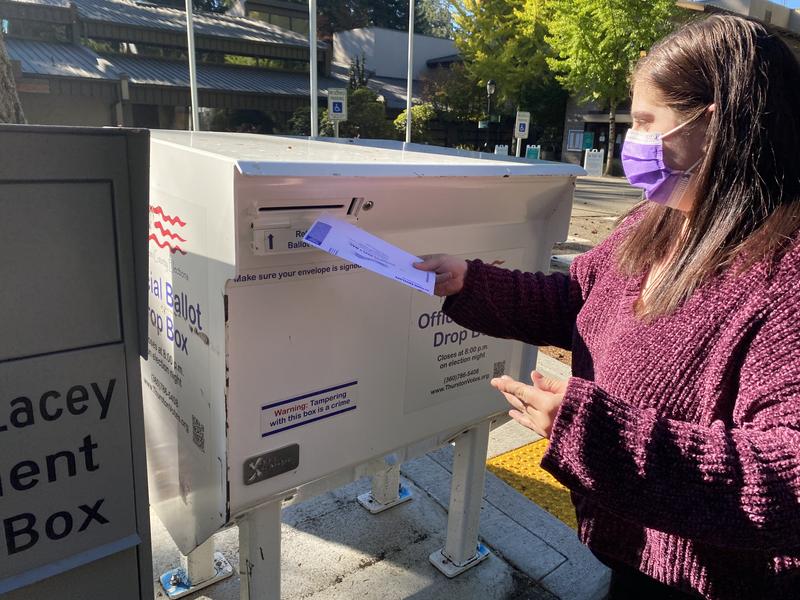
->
[150, 205, 187, 227]
[149, 204, 188, 254]
[154, 221, 186, 242]
[148, 234, 187, 254]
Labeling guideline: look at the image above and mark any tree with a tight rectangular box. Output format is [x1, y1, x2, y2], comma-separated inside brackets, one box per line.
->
[451, 0, 565, 142]
[209, 108, 274, 133]
[0, 37, 25, 124]
[543, 0, 680, 173]
[317, 0, 454, 39]
[393, 102, 437, 143]
[421, 62, 484, 121]
[417, 0, 454, 38]
[348, 55, 369, 89]
[319, 87, 393, 139]
[288, 105, 313, 136]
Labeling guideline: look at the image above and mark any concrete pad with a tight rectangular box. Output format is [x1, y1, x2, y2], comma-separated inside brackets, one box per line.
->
[416, 446, 610, 600]
[401, 453, 566, 582]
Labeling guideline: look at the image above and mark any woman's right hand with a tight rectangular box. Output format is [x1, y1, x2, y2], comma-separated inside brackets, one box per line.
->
[414, 254, 468, 297]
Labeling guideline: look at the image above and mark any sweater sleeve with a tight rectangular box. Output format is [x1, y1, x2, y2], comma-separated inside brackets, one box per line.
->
[541, 283, 800, 551]
[441, 261, 583, 349]
[442, 206, 643, 349]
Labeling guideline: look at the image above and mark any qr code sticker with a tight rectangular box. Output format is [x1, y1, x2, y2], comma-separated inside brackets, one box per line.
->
[192, 415, 205, 452]
[493, 361, 506, 378]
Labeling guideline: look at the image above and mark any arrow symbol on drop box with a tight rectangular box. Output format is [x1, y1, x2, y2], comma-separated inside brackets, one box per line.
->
[267, 234, 274, 250]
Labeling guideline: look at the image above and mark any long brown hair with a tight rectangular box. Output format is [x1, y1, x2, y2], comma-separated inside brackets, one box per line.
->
[616, 15, 800, 320]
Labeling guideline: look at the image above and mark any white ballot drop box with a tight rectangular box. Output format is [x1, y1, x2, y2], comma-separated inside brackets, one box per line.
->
[0, 125, 151, 599]
[143, 131, 583, 598]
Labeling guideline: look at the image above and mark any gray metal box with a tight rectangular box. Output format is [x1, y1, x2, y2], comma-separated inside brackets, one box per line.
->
[0, 125, 151, 598]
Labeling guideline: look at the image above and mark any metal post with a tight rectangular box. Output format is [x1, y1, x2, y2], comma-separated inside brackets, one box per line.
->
[357, 462, 413, 514]
[238, 501, 282, 600]
[334, 121, 339, 138]
[183, 539, 216, 587]
[485, 94, 491, 151]
[429, 420, 492, 577]
[516, 137, 522, 157]
[309, 0, 318, 137]
[405, 0, 415, 143]
[184, 0, 199, 131]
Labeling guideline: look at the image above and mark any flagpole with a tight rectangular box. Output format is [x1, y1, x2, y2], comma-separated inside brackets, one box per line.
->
[184, 0, 199, 131]
[405, 0, 415, 143]
[309, 0, 318, 137]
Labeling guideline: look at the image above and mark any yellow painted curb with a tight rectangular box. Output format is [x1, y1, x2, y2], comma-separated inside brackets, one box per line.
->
[487, 439, 577, 530]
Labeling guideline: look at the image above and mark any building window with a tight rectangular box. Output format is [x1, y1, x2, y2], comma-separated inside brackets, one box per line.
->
[2, 19, 9, 34]
[291, 17, 308, 34]
[566, 129, 584, 152]
[248, 10, 308, 34]
[270, 13, 291, 30]
[764, 9, 772, 24]
[4, 19, 68, 42]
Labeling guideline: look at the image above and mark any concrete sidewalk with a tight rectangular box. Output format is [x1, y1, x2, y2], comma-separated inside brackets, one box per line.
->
[149, 177, 638, 600]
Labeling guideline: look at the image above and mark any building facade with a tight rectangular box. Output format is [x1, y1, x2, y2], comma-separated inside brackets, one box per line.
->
[1, 0, 331, 130]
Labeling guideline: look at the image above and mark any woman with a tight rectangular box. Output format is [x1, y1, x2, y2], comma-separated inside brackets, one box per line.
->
[416, 15, 800, 600]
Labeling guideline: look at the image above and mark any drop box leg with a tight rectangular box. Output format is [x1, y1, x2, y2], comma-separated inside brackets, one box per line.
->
[159, 537, 234, 599]
[430, 419, 492, 577]
[238, 500, 282, 600]
[357, 461, 413, 514]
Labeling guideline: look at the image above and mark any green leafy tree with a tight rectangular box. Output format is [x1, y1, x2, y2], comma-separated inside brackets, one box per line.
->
[543, 0, 681, 173]
[451, 0, 565, 143]
[349, 55, 369, 89]
[320, 87, 393, 139]
[393, 102, 437, 143]
[421, 62, 484, 121]
[417, 0, 455, 38]
[288, 105, 313, 136]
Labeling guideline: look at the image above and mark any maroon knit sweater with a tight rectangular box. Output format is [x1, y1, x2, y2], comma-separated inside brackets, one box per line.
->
[443, 215, 800, 599]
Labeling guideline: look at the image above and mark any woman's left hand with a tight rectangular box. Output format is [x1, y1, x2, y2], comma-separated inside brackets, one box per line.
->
[491, 371, 568, 439]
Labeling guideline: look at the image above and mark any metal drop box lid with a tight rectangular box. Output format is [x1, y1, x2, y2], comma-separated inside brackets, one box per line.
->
[150, 130, 585, 178]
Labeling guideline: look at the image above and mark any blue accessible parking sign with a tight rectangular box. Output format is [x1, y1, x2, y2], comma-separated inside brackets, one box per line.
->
[332, 102, 343, 114]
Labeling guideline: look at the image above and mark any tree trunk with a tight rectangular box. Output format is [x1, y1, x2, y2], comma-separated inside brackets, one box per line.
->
[0, 36, 25, 124]
[604, 101, 616, 176]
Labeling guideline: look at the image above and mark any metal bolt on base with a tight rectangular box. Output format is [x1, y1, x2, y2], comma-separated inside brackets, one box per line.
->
[357, 483, 413, 514]
[430, 543, 491, 578]
[159, 543, 234, 600]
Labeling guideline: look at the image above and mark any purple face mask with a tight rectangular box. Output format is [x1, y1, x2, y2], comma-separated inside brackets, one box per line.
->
[621, 121, 701, 209]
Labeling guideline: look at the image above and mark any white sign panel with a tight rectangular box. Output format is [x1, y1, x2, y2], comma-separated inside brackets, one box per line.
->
[583, 149, 605, 177]
[261, 381, 358, 437]
[404, 249, 524, 414]
[327, 88, 348, 122]
[514, 111, 530, 139]
[0, 348, 139, 589]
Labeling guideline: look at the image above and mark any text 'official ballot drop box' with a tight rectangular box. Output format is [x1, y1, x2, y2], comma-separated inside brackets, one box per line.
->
[143, 130, 583, 598]
[0, 125, 151, 599]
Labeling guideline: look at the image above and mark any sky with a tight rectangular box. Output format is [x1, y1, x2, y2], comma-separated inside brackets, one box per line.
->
[782, 0, 800, 7]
